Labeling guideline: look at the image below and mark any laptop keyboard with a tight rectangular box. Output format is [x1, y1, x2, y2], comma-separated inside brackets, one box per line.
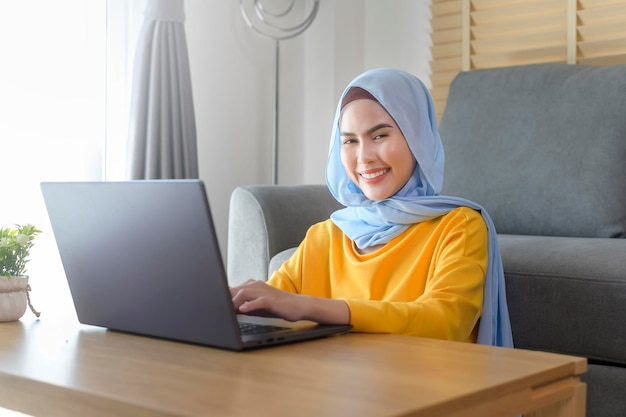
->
[239, 322, 289, 335]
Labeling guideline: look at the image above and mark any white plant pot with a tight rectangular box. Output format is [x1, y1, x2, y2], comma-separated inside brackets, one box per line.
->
[0, 275, 30, 322]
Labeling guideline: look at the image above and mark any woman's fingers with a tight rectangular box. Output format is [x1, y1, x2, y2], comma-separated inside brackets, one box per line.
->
[231, 281, 302, 321]
[231, 280, 277, 311]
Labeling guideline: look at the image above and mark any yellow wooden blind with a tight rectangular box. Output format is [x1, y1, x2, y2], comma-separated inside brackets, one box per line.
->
[577, 0, 626, 65]
[431, 0, 464, 119]
[430, 0, 626, 119]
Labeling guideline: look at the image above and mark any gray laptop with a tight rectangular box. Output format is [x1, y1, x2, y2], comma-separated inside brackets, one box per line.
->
[41, 180, 350, 351]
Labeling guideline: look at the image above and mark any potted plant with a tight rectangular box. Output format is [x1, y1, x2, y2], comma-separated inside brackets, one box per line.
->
[0, 224, 41, 321]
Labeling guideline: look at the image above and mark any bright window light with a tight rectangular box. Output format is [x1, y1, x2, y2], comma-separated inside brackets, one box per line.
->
[0, 1, 142, 322]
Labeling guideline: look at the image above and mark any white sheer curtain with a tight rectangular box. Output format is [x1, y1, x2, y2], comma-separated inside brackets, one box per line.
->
[127, 0, 198, 179]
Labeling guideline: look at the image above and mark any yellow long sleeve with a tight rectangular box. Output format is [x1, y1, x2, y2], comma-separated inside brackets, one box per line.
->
[267, 207, 488, 343]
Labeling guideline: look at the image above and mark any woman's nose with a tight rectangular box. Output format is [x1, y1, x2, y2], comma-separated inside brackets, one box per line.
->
[357, 141, 376, 164]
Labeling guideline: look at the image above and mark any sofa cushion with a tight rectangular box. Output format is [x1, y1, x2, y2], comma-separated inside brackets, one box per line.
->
[499, 234, 626, 364]
[440, 64, 626, 238]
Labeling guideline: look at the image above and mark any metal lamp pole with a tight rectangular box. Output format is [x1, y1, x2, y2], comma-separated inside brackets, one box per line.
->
[239, 0, 320, 185]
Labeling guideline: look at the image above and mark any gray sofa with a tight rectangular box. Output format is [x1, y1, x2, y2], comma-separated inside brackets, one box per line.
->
[227, 64, 626, 417]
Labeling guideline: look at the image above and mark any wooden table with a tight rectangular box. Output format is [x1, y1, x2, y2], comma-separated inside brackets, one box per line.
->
[0, 315, 586, 417]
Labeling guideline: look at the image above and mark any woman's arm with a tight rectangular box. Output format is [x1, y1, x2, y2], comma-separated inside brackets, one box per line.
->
[342, 208, 488, 340]
[230, 280, 351, 325]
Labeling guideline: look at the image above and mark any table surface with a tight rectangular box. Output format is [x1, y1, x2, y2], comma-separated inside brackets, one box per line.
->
[0, 313, 587, 417]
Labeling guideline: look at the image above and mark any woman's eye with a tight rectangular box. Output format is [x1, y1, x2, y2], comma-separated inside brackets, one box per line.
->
[342, 138, 356, 145]
[373, 134, 386, 140]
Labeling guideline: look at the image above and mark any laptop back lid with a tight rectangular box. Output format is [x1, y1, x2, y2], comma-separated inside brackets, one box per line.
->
[41, 180, 244, 350]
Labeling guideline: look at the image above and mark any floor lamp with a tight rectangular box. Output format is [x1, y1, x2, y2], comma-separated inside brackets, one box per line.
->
[239, 0, 320, 185]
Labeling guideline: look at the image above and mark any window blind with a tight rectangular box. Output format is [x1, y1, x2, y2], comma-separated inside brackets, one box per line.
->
[430, 0, 626, 119]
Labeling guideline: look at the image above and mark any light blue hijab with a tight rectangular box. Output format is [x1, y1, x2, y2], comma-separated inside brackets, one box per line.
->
[325, 68, 513, 348]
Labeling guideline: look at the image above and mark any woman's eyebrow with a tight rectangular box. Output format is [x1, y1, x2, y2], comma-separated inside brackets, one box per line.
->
[340, 123, 394, 137]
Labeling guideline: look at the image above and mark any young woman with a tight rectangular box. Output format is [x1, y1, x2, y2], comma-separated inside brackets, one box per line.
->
[230, 68, 513, 347]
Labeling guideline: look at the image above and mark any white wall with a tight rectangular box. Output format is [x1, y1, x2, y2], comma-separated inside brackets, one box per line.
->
[184, 0, 433, 261]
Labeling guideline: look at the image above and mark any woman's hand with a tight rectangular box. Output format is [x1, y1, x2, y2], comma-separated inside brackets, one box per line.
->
[230, 280, 351, 325]
[230, 280, 304, 322]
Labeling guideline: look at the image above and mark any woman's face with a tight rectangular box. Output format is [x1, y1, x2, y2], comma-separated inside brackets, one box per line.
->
[339, 99, 416, 201]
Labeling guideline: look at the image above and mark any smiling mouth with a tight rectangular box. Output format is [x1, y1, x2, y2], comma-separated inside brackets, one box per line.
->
[360, 168, 389, 179]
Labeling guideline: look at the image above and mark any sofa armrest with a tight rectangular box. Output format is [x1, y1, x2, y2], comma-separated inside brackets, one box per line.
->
[227, 184, 341, 286]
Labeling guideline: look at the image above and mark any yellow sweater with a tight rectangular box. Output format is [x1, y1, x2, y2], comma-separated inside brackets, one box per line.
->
[267, 207, 488, 342]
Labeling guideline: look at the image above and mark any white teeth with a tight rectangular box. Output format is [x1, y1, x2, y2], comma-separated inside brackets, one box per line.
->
[361, 169, 388, 179]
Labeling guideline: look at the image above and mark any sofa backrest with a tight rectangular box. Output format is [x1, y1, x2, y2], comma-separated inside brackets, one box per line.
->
[440, 64, 626, 238]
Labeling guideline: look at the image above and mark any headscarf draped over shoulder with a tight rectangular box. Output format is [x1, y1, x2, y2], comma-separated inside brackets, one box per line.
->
[325, 68, 514, 348]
